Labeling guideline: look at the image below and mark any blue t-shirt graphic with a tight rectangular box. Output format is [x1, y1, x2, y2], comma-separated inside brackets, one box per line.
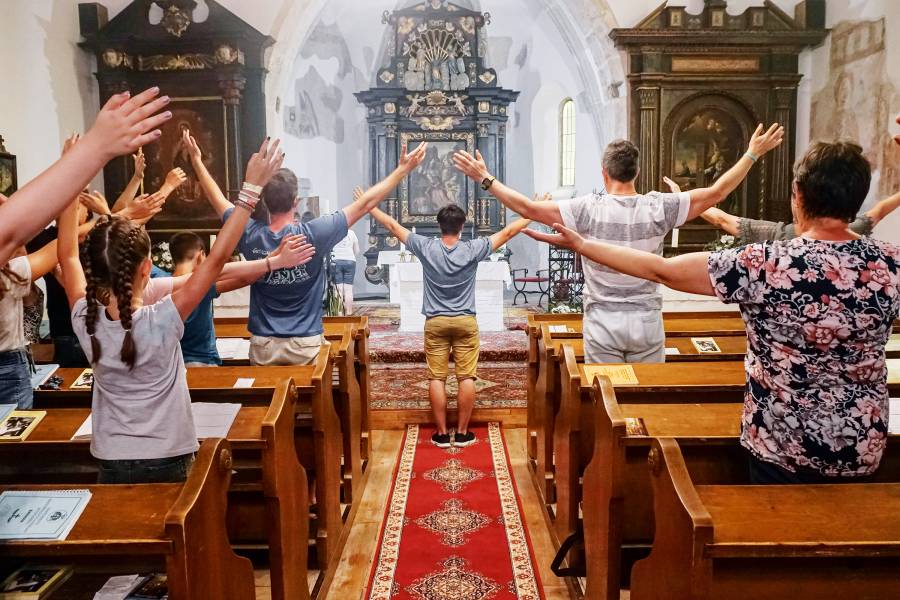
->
[226, 209, 349, 338]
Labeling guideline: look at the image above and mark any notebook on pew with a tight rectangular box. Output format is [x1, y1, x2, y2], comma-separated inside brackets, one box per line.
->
[72, 404, 240, 441]
[691, 337, 722, 354]
[0, 564, 72, 599]
[0, 411, 45, 442]
[0, 489, 91, 541]
[70, 369, 94, 390]
[29, 364, 59, 391]
[216, 338, 250, 361]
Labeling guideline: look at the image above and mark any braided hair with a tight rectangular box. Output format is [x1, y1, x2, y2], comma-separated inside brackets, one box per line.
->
[80, 216, 150, 369]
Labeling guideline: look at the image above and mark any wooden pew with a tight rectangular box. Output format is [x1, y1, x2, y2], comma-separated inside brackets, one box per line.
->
[14, 383, 311, 600]
[631, 437, 900, 600]
[577, 365, 900, 600]
[33, 353, 345, 573]
[0, 438, 255, 600]
[214, 317, 370, 504]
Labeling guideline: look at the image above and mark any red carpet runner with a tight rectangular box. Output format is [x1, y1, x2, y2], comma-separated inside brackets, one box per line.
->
[366, 423, 544, 600]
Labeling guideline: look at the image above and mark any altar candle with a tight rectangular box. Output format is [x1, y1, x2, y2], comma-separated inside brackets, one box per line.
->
[400, 242, 406, 253]
[671, 228, 680, 249]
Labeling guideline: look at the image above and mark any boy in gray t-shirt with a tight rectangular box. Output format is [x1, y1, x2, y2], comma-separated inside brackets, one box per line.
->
[370, 203, 531, 448]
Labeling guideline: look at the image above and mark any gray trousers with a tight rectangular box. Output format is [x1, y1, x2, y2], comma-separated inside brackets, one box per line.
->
[583, 307, 665, 364]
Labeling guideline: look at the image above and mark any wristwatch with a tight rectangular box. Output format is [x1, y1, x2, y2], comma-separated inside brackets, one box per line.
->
[481, 176, 496, 191]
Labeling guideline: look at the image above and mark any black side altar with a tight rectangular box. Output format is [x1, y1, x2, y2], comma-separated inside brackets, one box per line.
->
[356, 0, 519, 285]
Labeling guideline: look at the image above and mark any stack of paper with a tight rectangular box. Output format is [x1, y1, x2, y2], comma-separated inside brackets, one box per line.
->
[215, 338, 250, 361]
[71, 415, 92, 441]
[190, 403, 241, 439]
[890, 399, 900, 435]
[0, 489, 92, 541]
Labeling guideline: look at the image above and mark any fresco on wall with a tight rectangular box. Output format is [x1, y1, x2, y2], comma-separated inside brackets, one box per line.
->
[811, 19, 900, 199]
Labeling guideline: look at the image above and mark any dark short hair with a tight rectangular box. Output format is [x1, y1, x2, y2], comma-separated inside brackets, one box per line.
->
[794, 141, 871, 222]
[437, 204, 466, 235]
[169, 231, 206, 264]
[262, 168, 299, 215]
[602, 139, 640, 183]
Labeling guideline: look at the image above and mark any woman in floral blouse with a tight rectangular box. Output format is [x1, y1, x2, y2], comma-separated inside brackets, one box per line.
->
[526, 135, 900, 484]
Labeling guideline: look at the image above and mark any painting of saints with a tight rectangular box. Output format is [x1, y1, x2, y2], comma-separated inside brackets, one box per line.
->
[408, 141, 466, 215]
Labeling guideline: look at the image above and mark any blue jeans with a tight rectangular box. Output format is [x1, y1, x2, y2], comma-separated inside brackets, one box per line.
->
[333, 260, 356, 285]
[97, 453, 195, 484]
[0, 349, 33, 409]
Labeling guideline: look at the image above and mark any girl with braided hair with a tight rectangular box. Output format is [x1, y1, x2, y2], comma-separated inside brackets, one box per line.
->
[58, 137, 286, 484]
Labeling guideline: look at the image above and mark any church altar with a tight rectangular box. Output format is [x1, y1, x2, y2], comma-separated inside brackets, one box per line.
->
[389, 260, 511, 332]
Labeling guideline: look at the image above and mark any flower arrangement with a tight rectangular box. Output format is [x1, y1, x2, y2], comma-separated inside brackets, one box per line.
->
[550, 303, 579, 314]
[151, 241, 173, 273]
[705, 234, 738, 252]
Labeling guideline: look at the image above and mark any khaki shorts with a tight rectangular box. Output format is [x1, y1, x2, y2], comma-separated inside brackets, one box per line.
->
[249, 334, 323, 366]
[424, 315, 480, 381]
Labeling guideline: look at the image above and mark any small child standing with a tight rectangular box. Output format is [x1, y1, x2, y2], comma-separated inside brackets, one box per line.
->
[58, 138, 285, 483]
[370, 202, 533, 448]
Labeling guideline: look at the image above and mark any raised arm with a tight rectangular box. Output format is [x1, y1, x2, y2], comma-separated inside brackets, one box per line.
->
[453, 150, 562, 226]
[215, 234, 315, 294]
[685, 124, 784, 221]
[663, 176, 741, 236]
[524, 223, 714, 296]
[488, 193, 550, 250]
[0, 88, 172, 265]
[183, 128, 233, 218]
[57, 195, 88, 308]
[172, 138, 284, 320]
[370, 207, 411, 245]
[343, 143, 428, 227]
[111, 152, 146, 213]
[865, 190, 900, 226]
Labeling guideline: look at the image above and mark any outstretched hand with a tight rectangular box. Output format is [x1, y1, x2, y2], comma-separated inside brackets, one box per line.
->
[164, 168, 188, 191]
[353, 186, 365, 203]
[271, 234, 316, 269]
[398, 142, 428, 175]
[78, 190, 111, 216]
[84, 88, 173, 160]
[523, 222, 585, 253]
[662, 176, 682, 194]
[182, 128, 202, 162]
[132, 150, 146, 179]
[122, 191, 166, 226]
[453, 149, 491, 182]
[244, 138, 284, 188]
[62, 133, 81, 156]
[748, 123, 785, 157]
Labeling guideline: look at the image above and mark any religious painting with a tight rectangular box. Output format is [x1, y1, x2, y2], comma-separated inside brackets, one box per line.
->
[141, 97, 228, 228]
[0, 150, 16, 197]
[671, 108, 745, 215]
[400, 132, 475, 223]
[812, 18, 900, 200]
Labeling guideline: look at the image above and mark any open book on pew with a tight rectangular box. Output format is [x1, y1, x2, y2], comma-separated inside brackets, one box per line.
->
[0, 489, 91, 541]
[72, 404, 242, 441]
[216, 338, 250, 361]
[0, 564, 72, 599]
[93, 573, 167, 600]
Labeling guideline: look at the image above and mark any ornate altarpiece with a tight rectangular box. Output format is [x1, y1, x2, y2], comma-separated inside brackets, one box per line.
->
[356, 0, 519, 285]
[611, 0, 826, 253]
[78, 0, 272, 233]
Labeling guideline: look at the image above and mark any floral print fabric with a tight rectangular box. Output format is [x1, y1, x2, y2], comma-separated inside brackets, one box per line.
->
[709, 237, 900, 476]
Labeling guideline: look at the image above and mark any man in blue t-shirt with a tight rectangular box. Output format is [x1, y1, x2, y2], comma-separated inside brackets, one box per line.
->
[158, 231, 316, 366]
[185, 129, 428, 365]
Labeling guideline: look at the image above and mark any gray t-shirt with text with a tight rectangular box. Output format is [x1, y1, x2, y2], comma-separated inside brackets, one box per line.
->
[405, 234, 492, 318]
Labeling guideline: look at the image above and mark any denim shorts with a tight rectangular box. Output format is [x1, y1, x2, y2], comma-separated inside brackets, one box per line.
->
[332, 260, 356, 285]
[0, 349, 33, 409]
[97, 453, 195, 484]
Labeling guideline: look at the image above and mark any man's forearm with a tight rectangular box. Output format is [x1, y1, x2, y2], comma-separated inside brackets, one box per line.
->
[491, 217, 531, 250]
[866, 191, 900, 225]
[687, 155, 755, 219]
[192, 157, 233, 217]
[370, 207, 409, 242]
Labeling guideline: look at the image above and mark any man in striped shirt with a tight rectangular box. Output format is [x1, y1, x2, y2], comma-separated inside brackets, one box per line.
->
[453, 124, 784, 363]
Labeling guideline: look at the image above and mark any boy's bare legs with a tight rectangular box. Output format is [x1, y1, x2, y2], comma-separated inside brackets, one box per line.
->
[456, 377, 476, 434]
[429, 379, 449, 435]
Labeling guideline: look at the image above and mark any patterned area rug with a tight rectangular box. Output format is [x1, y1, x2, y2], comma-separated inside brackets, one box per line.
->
[370, 362, 527, 410]
[366, 424, 544, 600]
[370, 331, 528, 364]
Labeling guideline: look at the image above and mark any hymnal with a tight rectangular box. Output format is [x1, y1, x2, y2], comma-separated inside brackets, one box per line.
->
[0, 489, 92, 541]
[70, 369, 94, 390]
[0, 411, 46, 442]
[691, 337, 722, 354]
[582, 365, 639, 386]
[0, 565, 72, 599]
